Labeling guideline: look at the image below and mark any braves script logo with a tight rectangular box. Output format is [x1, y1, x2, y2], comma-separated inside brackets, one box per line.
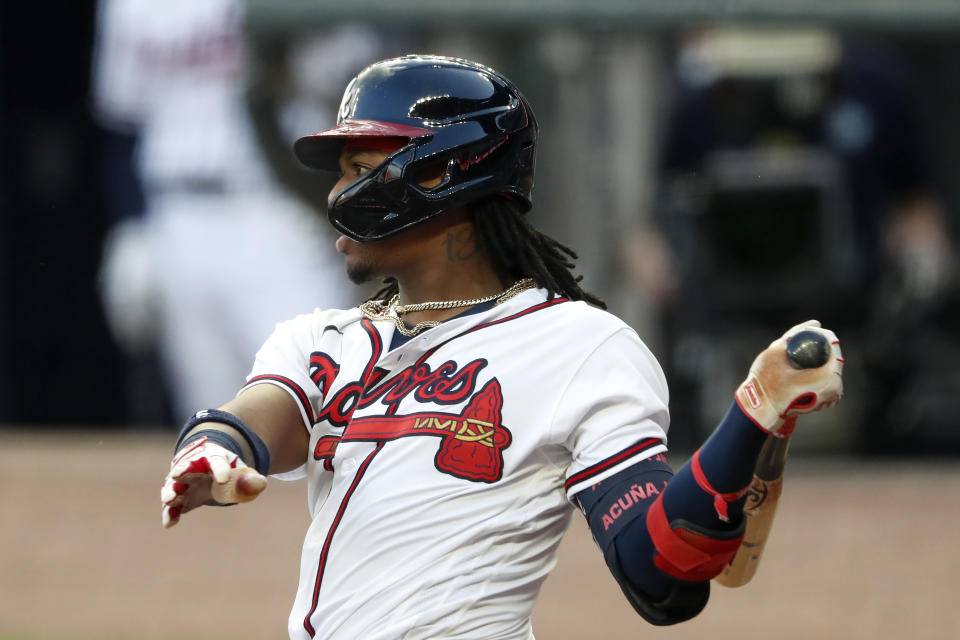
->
[310, 349, 511, 483]
[309, 352, 488, 426]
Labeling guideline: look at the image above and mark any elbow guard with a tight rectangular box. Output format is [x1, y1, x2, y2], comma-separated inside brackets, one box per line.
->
[577, 457, 712, 625]
[610, 562, 711, 627]
[646, 491, 745, 582]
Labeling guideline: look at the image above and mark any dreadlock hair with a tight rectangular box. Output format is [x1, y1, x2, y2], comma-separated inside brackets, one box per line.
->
[368, 197, 606, 309]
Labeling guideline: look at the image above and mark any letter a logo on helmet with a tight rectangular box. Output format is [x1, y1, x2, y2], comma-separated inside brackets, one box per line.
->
[293, 55, 538, 242]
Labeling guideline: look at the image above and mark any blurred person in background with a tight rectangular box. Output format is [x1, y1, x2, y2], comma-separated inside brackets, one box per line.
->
[628, 27, 957, 451]
[91, 0, 387, 423]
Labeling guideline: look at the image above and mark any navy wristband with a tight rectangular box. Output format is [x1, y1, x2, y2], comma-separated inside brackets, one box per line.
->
[175, 409, 271, 475]
[179, 429, 246, 460]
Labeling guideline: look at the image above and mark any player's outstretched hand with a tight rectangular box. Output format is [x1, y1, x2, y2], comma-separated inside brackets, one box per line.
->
[735, 320, 844, 438]
[160, 436, 267, 528]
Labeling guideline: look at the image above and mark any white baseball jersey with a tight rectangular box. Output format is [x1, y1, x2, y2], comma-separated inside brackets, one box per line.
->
[243, 287, 670, 640]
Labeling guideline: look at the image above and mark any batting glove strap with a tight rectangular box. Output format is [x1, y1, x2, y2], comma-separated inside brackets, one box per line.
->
[175, 409, 271, 475]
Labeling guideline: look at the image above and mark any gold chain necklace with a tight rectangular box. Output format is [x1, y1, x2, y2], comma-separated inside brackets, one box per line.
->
[359, 278, 536, 337]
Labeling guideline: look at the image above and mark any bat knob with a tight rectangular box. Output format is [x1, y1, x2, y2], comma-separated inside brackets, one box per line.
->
[785, 330, 831, 369]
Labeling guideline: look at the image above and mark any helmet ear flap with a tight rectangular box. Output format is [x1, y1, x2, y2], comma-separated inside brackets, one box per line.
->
[518, 139, 535, 168]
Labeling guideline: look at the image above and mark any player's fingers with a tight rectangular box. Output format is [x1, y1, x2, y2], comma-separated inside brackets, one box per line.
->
[802, 326, 844, 382]
[207, 454, 235, 485]
[792, 319, 821, 331]
[235, 469, 267, 497]
[211, 467, 267, 504]
[830, 335, 844, 368]
[170, 455, 210, 480]
[160, 477, 188, 505]
[773, 319, 822, 347]
[162, 503, 182, 529]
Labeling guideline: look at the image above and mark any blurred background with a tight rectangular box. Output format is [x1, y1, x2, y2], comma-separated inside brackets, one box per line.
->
[1, 1, 959, 638]
[3, 0, 960, 452]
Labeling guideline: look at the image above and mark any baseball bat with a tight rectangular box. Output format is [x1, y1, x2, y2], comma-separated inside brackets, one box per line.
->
[715, 330, 830, 588]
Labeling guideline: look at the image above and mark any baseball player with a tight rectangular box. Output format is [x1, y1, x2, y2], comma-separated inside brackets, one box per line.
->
[160, 56, 844, 639]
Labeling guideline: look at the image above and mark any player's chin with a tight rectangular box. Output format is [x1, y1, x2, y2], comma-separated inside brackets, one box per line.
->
[345, 259, 375, 286]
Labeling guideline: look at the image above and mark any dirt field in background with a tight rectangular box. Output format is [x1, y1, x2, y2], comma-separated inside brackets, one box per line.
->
[0, 429, 957, 640]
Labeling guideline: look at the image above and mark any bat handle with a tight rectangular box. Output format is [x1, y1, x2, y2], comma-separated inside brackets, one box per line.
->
[754, 434, 791, 481]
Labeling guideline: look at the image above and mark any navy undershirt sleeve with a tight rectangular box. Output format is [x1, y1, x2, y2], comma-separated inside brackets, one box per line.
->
[661, 403, 768, 527]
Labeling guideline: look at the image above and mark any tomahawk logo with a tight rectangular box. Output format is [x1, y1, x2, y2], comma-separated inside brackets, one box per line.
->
[314, 379, 512, 483]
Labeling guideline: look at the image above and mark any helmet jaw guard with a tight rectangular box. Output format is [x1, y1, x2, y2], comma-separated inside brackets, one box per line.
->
[294, 55, 538, 242]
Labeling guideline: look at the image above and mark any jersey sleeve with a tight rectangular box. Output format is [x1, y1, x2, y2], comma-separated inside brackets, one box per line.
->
[241, 312, 327, 435]
[556, 327, 670, 498]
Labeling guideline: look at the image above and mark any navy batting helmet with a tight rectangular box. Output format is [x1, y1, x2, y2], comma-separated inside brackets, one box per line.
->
[293, 55, 538, 242]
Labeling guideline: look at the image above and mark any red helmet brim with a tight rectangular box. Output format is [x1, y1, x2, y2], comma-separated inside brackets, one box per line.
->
[294, 119, 435, 171]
